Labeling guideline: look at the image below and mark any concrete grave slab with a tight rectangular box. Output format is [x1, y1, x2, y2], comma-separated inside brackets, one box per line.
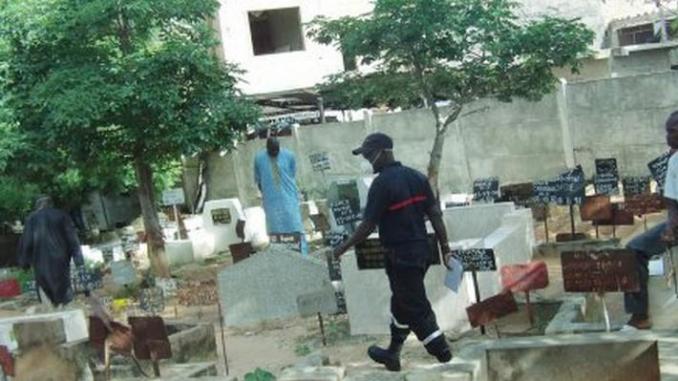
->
[14, 319, 66, 349]
[0, 309, 88, 351]
[166, 239, 195, 267]
[203, 198, 246, 256]
[485, 336, 660, 381]
[443, 203, 516, 242]
[341, 239, 482, 336]
[297, 287, 339, 318]
[218, 246, 333, 327]
[278, 366, 345, 381]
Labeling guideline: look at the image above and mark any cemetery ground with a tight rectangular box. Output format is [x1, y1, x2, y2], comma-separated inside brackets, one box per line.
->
[1, 205, 677, 380]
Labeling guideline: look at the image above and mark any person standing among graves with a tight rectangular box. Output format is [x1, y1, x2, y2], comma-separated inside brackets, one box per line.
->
[623, 111, 678, 330]
[254, 136, 307, 255]
[17, 195, 87, 307]
[332, 133, 453, 371]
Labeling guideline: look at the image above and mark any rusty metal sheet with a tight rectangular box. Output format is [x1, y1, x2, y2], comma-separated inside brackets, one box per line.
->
[622, 194, 665, 216]
[466, 292, 518, 328]
[229, 242, 254, 264]
[594, 205, 635, 226]
[499, 182, 534, 205]
[501, 261, 549, 293]
[562, 249, 639, 293]
[128, 316, 172, 360]
[556, 233, 588, 242]
[580, 195, 613, 221]
[0, 345, 14, 377]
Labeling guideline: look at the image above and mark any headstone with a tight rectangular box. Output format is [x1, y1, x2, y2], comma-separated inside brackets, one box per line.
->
[162, 188, 185, 206]
[296, 288, 339, 318]
[622, 193, 665, 216]
[327, 180, 361, 228]
[229, 242, 254, 263]
[243, 206, 269, 249]
[453, 248, 496, 272]
[218, 247, 334, 327]
[473, 177, 500, 203]
[648, 152, 671, 191]
[558, 165, 586, 205]
[111, 261, 136, 286]
[594, 158, 619, 195]
[203, 199, 246, 256]
[326, 231, 349, 248]
[165, 240, 194, 267]
[532, 179, 564, 204]
[562, 249, 640, 292]
[71, 266, 103, 293]
[330, 199, 360, 226]
[623, 176, 651, 197]
[309, 152, 331, 172]
[466, 292, 518, 328]
[155, 278, 177, 298]
[593, 205, 635, 226]
[355, 235, 441, 270]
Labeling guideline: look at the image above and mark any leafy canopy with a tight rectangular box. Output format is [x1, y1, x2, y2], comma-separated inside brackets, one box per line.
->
[308, 0, 595, 111]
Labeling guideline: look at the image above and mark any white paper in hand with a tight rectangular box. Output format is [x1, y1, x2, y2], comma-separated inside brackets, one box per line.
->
[445, 257, 464, 293]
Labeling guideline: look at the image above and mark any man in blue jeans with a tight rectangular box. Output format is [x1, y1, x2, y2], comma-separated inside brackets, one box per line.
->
[623, 111, 678, 330]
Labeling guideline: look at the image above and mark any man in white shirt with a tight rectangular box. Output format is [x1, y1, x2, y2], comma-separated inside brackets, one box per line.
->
[623, 111, 678, 330]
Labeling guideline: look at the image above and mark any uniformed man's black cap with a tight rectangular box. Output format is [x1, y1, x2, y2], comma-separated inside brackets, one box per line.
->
[352, 133, 394, 155]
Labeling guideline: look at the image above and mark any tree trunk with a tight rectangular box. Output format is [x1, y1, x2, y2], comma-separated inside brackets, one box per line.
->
[427, 124, 447, 196]
[134, 158, 171, 278]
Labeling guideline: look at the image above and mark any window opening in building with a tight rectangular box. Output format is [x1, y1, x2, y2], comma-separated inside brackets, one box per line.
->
[249, 7, 305, 56]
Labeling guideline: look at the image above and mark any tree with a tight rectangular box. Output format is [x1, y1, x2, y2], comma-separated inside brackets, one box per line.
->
[0, 0, 259, 276]
[308, 0, 594, 192]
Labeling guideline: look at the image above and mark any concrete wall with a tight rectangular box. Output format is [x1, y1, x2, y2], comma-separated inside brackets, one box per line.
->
[196, 70, 678, 208]
[214, 0, 657, 96]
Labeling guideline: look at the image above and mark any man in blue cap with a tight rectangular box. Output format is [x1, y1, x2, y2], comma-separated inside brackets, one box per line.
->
[333, 132, 453, 371]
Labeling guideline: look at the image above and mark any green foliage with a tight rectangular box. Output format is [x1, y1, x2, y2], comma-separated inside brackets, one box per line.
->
[0, 176, 39, 223]
[308, 0, 594, 186]
[244, 368, 276, 381]
[0, 0, 259, 230]
[294, 343, 312, 357]
[308, 0, 594, 112]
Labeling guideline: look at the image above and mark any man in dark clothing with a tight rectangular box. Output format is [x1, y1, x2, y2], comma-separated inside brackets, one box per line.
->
[333, 133, 453, 371]
[17, 196, 86, 306]
[622, 111, 678, 330]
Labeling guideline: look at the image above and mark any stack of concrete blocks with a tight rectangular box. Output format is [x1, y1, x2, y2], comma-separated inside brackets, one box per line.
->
[341, 202, 534, 335]
[202, 198, 246, 257]
[218, 247, 335, 327]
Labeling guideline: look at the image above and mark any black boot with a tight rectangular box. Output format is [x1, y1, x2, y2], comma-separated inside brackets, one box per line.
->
[368, 342, 402, 372]
[368, 323, 409, 372]
[424, 334, 452, 363]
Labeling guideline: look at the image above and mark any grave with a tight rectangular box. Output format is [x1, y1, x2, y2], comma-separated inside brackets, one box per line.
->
[202, 198, 246, 256]
[341, 239, 480, 335]
[165, 239, 195, 267]
[443, 203, 516, 242]
[485, 335, 659, 381]
[0, 309, 88, 351]
[243, 206, 269, 249]
[217, 246, 335, 327]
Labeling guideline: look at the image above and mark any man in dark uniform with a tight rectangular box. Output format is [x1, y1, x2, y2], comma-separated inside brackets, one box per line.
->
[17, 195, 87, 307]
[333, 133, 453, 371]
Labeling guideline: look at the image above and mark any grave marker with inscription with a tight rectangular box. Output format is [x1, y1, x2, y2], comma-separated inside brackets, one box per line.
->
[558, 165, 586, 205]
[500, 183, 534, 206]
[269, 233, 302, 252]
[562, 249, 639, 293]
[211, 208, 232, 225]
[594, 158, 619, 195]
[622, 193, 665, 216]
[452, 248, 497, 272]
[330, 199, 361, 226]
[473, 177, 500, 203]
[309, 152, 331, 172]
[355, 235, 441, 270]
[623, 176, 651, 197]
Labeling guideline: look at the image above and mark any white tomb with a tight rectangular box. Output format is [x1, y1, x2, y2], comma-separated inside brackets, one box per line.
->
[202, 199, 246, 256]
